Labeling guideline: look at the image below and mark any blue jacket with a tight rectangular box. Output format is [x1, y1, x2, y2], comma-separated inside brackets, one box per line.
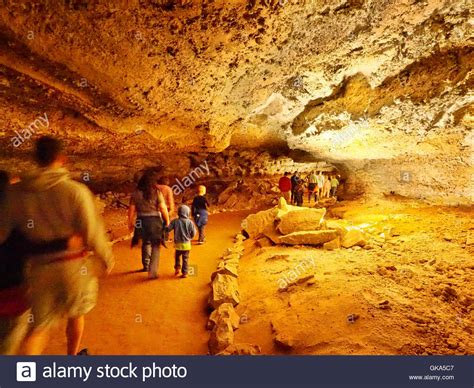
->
[167, 205, 196, 244]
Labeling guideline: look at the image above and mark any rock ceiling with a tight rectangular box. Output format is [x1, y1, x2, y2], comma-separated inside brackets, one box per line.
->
[0, 0, 472, 198]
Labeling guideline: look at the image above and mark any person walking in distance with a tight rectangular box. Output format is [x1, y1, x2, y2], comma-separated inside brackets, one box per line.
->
[323, 174, 331, 199]
[306, 171, 318, 203]
[330, 175, 340, 197]
[278, 172, 292, 203]
[290, 171, 299, 204]
[192, 185, 209, 245]
[315, 171, 324, 202]
[2, 136, 114, 355]
[129, 169, 170, 277]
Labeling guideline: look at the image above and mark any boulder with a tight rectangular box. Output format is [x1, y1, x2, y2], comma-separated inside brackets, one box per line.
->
[209, 274, 240, 309]
[222, 253, 241, 263]
[341, 228, 367, 248]
[211, 260, 239, 279]
[324, 220, 348, 238]
[223, 258, 239, 273]
[279, 230, 338, 246]
[327, 206, 349, 219]
[256, 236, 273, 248]
[262, 224, 282, 244]
[218, 182, 238, 204]
[217, 343, 261, 355]
[278, 196, 289, 211]
[208, 319, 234, 355]
[277, 208, 326, 235]
[207, 303, 240, 331]
[235, 233, 246, 242]
[242, 208, 278, 238]
[223, 193, 239, 209]
[323, 237, 341, 250]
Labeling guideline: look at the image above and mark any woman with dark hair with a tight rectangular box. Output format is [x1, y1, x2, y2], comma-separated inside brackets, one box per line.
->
[128, 169, 170, 278]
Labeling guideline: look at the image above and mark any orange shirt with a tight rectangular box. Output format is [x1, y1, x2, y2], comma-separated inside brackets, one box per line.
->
[156, 185, 175, 213]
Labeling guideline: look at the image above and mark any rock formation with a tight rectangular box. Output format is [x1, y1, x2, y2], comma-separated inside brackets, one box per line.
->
[0, 0, 471, 202]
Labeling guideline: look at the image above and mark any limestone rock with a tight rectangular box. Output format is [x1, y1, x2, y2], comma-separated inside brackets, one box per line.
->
[209, 274, 240, 309]
[211, 260, 239, 280]
[278, 196, 289, 211]
[325, 220, 348, 238]
[279, 230, 338, 246]
[466, 231, 474, 246]
[95, 196, 107, 214]
[327, 206, 349, 219]
[218, 182, 238, 204]
[222, 253, 241, 263]
[262, 224, 283, 244]
[207, 303, 240, 331]
[242, 208, 278, 239]
[277, 208, 326, 235]
[256, 236, 273, 248]
[217, 343, 261, 355]
[323, 237, 341, 250]
[341, 228, 367, 248]
[209, 319, 234, 355]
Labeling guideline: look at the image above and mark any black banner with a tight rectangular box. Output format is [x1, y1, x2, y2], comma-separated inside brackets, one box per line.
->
[0, 356, 472, 387]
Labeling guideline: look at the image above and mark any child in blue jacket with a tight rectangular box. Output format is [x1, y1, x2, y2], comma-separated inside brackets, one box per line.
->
[167, 205, 196, 278]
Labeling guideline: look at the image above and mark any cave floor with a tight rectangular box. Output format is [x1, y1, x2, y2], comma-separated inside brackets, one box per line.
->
[235, 197, 473, 355]
[43, 211, 250, 355]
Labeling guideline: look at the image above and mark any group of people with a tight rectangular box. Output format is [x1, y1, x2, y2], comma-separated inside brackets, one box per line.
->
[279, 171, 340, 206]
[128, 169, 210, 279]
[0, 136, 210, 356]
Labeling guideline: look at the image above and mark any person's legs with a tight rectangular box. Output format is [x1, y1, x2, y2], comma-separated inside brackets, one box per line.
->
[181, 251, 190, 276]
[66, 315, 84, 355]
[141, 241, 151, 271]
[174, 250, 182, 275]
[148, 244, 161, 279]
[198, 226, 205, 244]
[22, 327, 50, 355]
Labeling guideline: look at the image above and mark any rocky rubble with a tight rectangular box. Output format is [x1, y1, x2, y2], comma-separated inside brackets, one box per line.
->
[232, 198, 473, 355]
[241, 198, 376, 250]
[207, 234, 261, 355]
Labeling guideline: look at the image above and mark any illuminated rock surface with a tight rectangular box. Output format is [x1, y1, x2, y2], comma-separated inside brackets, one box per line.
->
[0, 0, 471, 201]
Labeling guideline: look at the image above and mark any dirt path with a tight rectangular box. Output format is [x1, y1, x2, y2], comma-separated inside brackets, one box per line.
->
[44, 211, 248, 355]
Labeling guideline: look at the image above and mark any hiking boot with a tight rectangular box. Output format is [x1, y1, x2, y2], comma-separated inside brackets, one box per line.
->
[77, 348, 89, 356]
[181, 274, 188, 278]
[175, 269, 180, 276]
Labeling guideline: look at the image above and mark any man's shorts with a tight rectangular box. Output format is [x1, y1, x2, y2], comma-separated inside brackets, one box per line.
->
[26, 258, 99, 330]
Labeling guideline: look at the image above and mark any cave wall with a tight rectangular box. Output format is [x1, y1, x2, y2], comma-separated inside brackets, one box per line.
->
[0, 0, 472, 201]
